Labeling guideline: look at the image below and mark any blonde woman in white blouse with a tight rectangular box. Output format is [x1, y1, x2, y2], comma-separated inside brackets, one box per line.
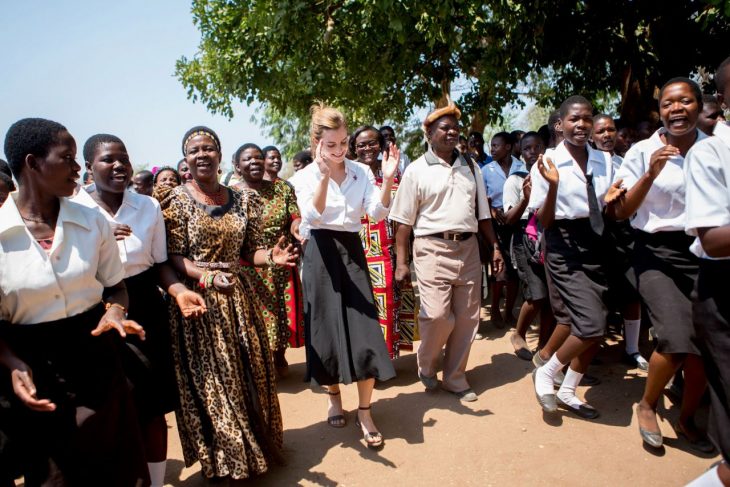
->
[295, 103, 398, 449]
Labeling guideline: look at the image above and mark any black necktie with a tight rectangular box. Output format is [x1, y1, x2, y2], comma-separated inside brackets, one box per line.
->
[586, 174, 604, 235]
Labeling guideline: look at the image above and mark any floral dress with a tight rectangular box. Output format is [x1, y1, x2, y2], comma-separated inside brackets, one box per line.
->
[162, 185, 283, 480]
[238, 179, 305, 351]
[360, 171, 419, 358]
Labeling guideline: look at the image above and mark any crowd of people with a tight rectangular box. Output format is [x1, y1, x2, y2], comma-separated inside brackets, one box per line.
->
[0, 56, 728, 486]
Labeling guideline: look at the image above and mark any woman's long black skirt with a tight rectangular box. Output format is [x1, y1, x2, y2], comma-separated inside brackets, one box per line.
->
[693, 259, 730, 462]
[634, 230, 699, 355]
[303, 229, 396, 386]
[0, 304, 149, 486]
[543, 218, 610, 338]
[124, 267, 179, 420]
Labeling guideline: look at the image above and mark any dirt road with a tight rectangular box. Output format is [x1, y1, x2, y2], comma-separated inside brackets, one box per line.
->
[164, 313, 719, 487]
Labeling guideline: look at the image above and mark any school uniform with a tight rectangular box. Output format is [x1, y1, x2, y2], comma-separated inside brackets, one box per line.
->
[503, 169, 548, 302]
[74, 186, 178, 421]
[602, 153, 640, 310]
[294, 160, 396, 386]
[482, 157, 525, 281]
[527, 141, 614, 338]
[390, 148, 491, 392]
[0, 194, 148, 486]
[615, 128, 708, 355]
[685, 121, 730, 462]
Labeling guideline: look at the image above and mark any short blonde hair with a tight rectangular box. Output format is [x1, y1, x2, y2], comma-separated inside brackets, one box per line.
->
[310, 101, 347, 154]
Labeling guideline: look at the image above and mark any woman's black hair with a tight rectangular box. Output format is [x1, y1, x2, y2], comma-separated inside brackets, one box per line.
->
[520, 131, 542, 148]
[261, 145, 280, 157]
[659, 77, 703, 112]
[3, 118, 68, 180]
[0, 171, 16, 192]
[0, 159, 11, 179]
[153, 166, 181, 185]
[181, 126, 221, 155]
[232, 143, 263, 167]
[558, 96, 593, 118]
[593, 113, 614, 124]
[83, 133, 125, 163]
[348, 125, 385, 158]
[491, 131, 515, 146]
[537, 125, 550, 147]
[292, 150, 313, 165]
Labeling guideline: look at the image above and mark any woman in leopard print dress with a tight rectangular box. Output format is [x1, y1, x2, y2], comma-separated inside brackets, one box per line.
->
[162, 126, 298, 481]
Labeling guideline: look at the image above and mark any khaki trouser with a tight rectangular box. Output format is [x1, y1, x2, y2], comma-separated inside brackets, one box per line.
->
[413, 235, 481, 392]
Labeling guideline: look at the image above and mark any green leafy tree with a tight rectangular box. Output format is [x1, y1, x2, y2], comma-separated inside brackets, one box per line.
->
[176, 0, 729, 151]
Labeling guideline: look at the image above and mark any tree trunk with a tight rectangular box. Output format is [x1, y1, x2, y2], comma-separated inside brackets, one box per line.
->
[619, 65, 660, 126]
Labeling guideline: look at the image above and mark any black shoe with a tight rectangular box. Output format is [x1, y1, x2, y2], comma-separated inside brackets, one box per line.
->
[515, 347, 533, 361]
[557, 398, 600, 419]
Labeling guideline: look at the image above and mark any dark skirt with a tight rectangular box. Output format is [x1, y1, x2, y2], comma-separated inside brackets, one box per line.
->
[603, 218, 639, 309]
[512, 222, 548, 302]
[492, 221, 517, 282]
[544, 218, 609, 338]
[693, 259, 730, 462]
[303, 229, 396, 386]
[124, 267, 179, 420]
[634, 230, 699, 355]
[0, 304, 149, 487]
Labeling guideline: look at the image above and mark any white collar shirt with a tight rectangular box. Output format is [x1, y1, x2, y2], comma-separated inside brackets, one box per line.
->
[482, 156, 526, 209]
[389, 148, 491, 236]
[610, 153, 623, 176]
[73, 186, 167, 278]
[527, 141, 614, 219]
[0, 193, 125, 324]
[685, 122, 730, 259]
[293, 158, 389, 233]
[614, 128, 708, 233]
[287, 171, 310, 239]
[502, 172, 530, 220]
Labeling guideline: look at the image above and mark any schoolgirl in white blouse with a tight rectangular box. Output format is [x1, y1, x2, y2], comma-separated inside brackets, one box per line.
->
[608, 77, 711, 452]
[528, 96, 615, 419]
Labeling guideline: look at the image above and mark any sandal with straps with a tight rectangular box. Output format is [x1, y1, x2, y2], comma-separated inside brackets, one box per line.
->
[355, 405, 384, 449]
[326, 390, 346, 428]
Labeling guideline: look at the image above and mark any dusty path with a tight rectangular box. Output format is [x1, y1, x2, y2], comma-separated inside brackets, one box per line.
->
[163, 310, 719, 487]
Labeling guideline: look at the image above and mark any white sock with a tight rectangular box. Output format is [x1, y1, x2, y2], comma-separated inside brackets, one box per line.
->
[148, 461, 167, 487]
[685, 464, 723, 487]
[535, 354, 564, 396]
[624, 319, 641, 355]
[557, 368, 585, 408]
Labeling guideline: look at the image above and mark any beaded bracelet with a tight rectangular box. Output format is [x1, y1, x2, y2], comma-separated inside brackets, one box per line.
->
[265, 248, 275, 267]
[198, 271, 209, 289]
[205, 271, 218, 289]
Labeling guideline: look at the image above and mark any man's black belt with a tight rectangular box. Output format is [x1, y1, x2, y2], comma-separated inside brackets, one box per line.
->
[423, 231, 474, 241]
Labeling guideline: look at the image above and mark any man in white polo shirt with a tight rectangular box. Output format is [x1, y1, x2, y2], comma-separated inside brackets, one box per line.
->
[390, 101, 503, 402]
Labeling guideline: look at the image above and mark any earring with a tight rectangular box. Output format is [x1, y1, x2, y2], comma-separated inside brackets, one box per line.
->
[218, 168, 222, 174]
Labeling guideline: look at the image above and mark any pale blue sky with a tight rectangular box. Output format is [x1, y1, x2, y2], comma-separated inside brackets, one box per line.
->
[0, 0, 269, 172]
